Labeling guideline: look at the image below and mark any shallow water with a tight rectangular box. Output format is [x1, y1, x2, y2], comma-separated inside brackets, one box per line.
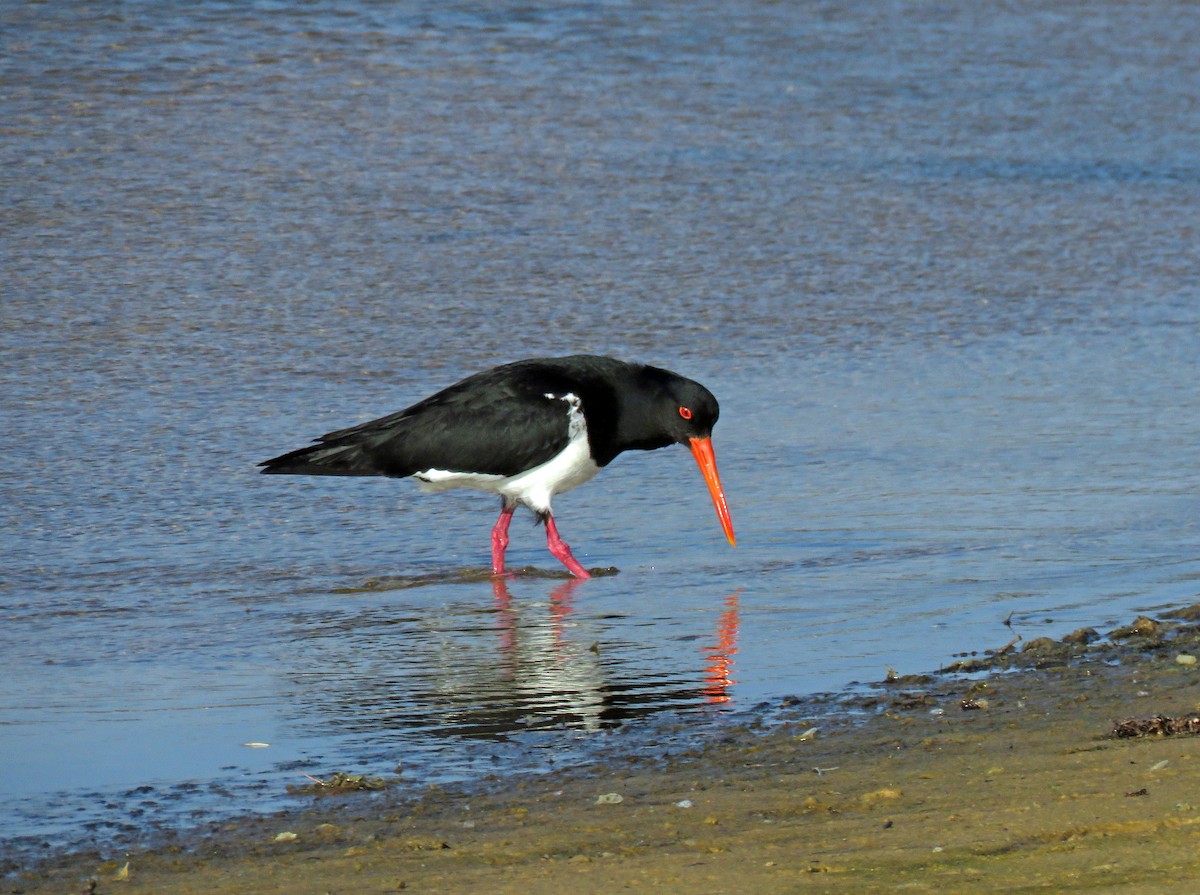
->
[3, 0, 1200, 860]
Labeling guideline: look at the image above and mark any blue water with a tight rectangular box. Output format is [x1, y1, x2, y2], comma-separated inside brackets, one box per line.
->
[3, 0, 1200, 861]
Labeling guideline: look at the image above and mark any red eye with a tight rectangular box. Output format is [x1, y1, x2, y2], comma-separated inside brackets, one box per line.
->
[678, 406, 693, 420]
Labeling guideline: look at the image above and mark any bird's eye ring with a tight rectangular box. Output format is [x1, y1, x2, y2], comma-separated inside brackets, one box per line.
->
[678, 406, 693, 420]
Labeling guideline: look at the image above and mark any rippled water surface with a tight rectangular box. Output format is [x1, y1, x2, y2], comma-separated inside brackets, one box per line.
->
[3, 0, 1200, 860]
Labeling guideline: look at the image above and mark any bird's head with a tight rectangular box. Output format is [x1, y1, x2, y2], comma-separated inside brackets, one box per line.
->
[638, 368, 735, 547]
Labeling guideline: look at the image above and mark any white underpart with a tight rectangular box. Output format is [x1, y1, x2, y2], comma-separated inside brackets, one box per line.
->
[412, 392, 600, 515]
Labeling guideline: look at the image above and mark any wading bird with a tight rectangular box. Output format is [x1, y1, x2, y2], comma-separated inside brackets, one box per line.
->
[260, 355, 735, 578]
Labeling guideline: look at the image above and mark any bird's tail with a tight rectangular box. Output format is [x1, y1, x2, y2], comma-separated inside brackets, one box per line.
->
[259, 440, 382, 476]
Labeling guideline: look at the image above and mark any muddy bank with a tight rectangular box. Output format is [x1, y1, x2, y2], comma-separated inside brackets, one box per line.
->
[13, 606, 1200, 894]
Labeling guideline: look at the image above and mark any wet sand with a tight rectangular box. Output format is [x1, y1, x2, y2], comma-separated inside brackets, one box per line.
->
[16, 608, 1200, 895]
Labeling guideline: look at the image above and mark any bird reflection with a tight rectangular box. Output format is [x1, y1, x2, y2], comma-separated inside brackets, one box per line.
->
[287, 576, 743, 740]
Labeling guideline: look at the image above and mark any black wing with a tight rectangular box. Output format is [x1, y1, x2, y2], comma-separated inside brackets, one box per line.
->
[260, 360, 606, 478]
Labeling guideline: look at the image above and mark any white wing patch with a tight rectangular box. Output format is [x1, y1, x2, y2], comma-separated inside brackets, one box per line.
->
[413, 469, 505, 492]
[413, 392, 599, 514]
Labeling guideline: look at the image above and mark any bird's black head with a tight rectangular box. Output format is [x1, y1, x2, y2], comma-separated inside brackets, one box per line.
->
[631, 363, 735, 547]
[629, 364, 721, 448]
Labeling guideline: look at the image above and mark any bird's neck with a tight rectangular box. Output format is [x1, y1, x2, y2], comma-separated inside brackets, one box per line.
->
[601, 388, 675, 461]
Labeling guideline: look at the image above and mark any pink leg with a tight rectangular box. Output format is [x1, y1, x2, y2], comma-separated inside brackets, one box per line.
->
[491, 503, 515, 575]
[544, 514, 592, 579]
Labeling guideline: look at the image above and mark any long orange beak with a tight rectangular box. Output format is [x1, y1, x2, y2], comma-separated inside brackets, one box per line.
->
[688, 436, 736, 546]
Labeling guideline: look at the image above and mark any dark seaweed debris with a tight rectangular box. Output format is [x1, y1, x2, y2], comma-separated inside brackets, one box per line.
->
[1111, 714, 1200, 738]
[287, 772, 393, 796]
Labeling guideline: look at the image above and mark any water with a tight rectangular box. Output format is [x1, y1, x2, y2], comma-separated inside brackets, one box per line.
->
[3, 0, 1200, 861]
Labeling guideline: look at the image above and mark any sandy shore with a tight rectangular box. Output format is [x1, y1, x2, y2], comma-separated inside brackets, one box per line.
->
[14, 607, 1200, 895]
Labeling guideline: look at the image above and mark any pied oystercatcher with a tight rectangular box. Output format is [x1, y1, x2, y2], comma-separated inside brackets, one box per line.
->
[260, 355, 735, 578]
